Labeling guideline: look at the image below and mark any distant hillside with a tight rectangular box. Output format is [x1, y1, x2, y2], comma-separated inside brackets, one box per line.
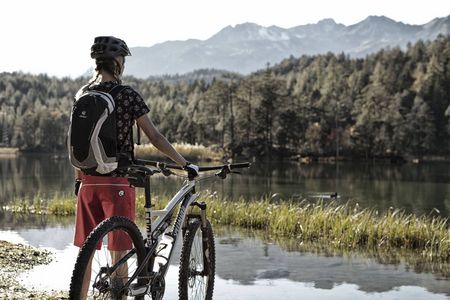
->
[124, 15, 450, 78]
[145, 68, 238, 84]
[2, 36, 449, 159]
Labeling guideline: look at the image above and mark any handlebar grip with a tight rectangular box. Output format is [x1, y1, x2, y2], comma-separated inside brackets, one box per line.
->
[229, 162, 251, 169]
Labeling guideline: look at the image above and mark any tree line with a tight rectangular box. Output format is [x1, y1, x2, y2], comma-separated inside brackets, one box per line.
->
[0, 35, 449, 160]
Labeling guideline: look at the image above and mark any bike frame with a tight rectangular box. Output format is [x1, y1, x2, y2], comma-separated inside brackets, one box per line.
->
[109, 160, 249, 297]
[122, 162, 204, 296]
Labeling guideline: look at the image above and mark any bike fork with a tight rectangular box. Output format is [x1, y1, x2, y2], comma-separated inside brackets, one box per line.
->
[190, 201, 211, 275]
[191, 201, 208, 227]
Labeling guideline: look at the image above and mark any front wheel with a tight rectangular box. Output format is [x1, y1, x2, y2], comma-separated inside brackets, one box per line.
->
[178, 218, 215, 300]
[69, 216, 147, 300]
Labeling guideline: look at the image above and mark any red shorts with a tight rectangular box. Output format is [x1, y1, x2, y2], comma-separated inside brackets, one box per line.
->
[73, 174, 136, 251]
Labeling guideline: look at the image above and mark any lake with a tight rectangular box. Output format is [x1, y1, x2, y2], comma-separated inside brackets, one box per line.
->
[0, 154, 449, 217]
[0, 213, 449, 300]
[1, 154, 450, 299]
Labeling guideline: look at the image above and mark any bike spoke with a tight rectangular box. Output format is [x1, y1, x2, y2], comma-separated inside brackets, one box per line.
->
[186, 224, 210, 300]
[70, 221, 146, 300]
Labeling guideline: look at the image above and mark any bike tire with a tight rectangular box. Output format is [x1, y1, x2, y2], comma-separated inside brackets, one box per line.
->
[178, 218, 215, 300]
[69, 216, 147, 300]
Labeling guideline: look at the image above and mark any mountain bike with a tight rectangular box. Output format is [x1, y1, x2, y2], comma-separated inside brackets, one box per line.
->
[69, 159, 250, 300]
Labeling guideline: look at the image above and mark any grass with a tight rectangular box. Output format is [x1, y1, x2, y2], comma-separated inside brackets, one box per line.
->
[0, 147, 19, 156]
[3, 192, 450, 261]
[135, 143, 224, 162]
[206, 195, 450, 260]
[5, 193, 76, 216]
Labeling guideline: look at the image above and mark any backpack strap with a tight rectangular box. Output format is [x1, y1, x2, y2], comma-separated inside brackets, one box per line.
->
[108, 84, 128, 99]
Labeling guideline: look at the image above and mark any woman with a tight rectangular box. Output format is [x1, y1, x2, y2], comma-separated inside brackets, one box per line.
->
[72, 36, 198, 299]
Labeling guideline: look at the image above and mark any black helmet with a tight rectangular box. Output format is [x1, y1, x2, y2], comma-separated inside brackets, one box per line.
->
[90, 36, 131, 59]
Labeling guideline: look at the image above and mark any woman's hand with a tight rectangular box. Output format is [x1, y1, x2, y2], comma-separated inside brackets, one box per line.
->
[183, 163, 199, 179]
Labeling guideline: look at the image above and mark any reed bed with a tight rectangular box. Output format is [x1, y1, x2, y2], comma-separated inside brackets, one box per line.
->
[4, 193, 450, 261]
[204, 195, 450, 261]
[135, 143, 223, 162]
[0, 147, 19, 156]
[5, 193, 76, 216]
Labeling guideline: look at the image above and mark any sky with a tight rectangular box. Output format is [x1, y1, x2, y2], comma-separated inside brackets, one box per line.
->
[1, 0, 449, 78]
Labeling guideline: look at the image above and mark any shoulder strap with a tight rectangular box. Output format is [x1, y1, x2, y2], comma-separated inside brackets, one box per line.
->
[108, 84, 128, 99]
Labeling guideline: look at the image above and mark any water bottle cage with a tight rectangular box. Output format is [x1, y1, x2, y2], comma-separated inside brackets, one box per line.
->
[156, 243, 169, 254]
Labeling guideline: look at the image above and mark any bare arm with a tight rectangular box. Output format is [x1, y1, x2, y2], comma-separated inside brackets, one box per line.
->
[74, 169, 82, 180]
[136, 114, 188, 167]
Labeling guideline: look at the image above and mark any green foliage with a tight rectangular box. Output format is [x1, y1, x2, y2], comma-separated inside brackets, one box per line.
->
[5, 192, 450, 261]
[1, 36, 449, 159]
[205, 194, 450, 261]
[6, 193, 76, 215]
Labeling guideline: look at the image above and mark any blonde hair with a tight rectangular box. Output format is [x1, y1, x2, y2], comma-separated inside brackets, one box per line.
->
[77, 58, 122, 96]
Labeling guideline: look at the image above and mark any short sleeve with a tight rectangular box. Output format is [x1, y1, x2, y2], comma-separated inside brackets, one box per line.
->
[124, 88, 150, 120]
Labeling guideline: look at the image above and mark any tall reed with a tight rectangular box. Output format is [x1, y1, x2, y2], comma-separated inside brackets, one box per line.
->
[135, 143, 223, 162]
[204, 194, 450, 261]
[4, 193, 450, 261]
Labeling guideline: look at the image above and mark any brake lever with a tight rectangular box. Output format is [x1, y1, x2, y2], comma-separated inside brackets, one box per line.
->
[215, 170, 228, 179]
[155, 162, 173, 177]
[161, 168, 173, 177]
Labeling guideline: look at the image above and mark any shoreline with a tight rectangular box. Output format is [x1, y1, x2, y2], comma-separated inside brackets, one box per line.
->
[0, 147, 19, 157]
[0, 240, 66, 299]
[4, 147, 450, 164]
[4, 194, 450, 262]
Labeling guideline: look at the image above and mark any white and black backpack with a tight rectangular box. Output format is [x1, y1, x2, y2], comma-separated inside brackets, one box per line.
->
[68, 85, 127, 175]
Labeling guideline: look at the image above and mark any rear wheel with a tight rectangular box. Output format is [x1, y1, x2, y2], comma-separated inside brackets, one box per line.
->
[69, 216, 147, 300]
[178, 218, 215, 300]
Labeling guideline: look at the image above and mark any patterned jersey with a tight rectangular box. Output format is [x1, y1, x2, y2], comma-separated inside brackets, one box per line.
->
[87, 81, 150, 155]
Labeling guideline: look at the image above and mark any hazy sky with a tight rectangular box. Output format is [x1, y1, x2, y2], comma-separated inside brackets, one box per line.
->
[1, 0, 449, 78]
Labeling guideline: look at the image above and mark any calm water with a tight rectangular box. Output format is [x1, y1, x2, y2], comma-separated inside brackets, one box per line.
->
[0, 154, 449, 217]
[1, 154, 450, 299]
[0, 213, 449, 299]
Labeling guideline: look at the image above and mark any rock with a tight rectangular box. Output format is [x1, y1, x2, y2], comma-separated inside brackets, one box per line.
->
[0, 240, 67, 299]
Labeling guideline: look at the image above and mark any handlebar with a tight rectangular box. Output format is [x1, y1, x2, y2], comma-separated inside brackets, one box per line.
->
[124, 160, 249, 186]
[134, 159, 250, 172]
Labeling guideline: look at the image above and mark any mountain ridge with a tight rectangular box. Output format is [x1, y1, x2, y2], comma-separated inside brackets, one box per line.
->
[124, 15, 450, 78]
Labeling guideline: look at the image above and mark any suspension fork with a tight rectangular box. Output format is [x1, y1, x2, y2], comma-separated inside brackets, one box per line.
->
[189, 201, 211, 275]
[191, 201, 207, 227]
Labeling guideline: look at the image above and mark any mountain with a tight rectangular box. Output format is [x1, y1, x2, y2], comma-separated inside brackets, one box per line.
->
[124, 15, 450, 78]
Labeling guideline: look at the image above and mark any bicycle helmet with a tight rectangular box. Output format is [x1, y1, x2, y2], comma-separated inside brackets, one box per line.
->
[90, 36, 131, 59]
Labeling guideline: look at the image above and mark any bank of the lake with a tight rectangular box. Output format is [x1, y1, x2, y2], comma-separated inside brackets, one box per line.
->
[4, 193, 450, 262]
[0, 147, 19, 157]
[135, 143, 224, 162]
[2, 222, 449, 300]
[8, 142, 224, 162]
[0, 240, 65, 299]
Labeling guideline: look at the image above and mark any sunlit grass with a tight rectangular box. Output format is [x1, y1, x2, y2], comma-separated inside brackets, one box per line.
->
[205, 195, 450, 261]
[135, 143, 224, 162]
[3, 192, 450, 261]
[0, 147, 19, 155]
[5, 193, 76, 216]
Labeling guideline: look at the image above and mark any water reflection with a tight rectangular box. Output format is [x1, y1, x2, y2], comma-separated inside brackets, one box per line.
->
[222, 161, 450, 217]
[0, 213, 449, 298]
[214, 227, 450, 295]
[1, 155, 449, 217]
[0, 154, 72, 203]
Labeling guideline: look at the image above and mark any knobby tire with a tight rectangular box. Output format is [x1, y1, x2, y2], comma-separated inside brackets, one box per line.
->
[178, 218, 215, 300]
[69, 216, 147, 300]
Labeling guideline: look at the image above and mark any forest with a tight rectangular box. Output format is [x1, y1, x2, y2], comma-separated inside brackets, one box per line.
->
[0, 35, 449, 161]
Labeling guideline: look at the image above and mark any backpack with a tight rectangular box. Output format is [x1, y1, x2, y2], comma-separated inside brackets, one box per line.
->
[68, 84, 127, 175]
